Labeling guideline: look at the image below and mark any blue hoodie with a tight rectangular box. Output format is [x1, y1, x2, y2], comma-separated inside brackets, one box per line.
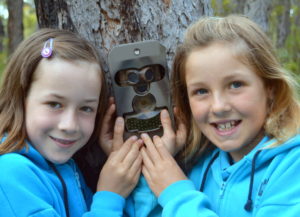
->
[0, 141, 126, 217]
[125, 134, 300, 217]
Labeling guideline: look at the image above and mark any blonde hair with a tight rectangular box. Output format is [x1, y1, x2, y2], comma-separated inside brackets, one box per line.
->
[0, 28, 108, 155]
[172, 15, 300, 167]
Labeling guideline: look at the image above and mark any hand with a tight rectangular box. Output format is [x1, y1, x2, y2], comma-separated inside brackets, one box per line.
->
[160, 108, 187, 156]
[141, 133, 187, 196]
[97, 136, 143, 198]
[99, 97, 124, 155]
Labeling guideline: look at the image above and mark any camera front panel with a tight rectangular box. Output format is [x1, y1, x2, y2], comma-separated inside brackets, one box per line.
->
[108, 41, 174, 139]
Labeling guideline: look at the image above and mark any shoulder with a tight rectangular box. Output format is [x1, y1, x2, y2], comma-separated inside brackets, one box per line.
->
[0, 152, 47, 185]
[0, 152, 33, 170]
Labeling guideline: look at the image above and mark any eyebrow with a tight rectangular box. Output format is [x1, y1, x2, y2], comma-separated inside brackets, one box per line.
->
[186, 73, 247, 87]
[49, 94, 99, 103]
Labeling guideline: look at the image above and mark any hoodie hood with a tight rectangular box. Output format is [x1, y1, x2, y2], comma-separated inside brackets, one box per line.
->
[18, 141, 52, 170]
[243, 134, 300, 165]
[199, 134, 300, 211]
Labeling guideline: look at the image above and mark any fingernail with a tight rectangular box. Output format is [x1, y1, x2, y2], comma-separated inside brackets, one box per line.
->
[116, 117, 123, 124]
[131, 136, 138, 141]
[161, 110, 168, 117]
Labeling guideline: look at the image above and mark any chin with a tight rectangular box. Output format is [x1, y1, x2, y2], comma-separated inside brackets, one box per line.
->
[46, 156, 71, 165]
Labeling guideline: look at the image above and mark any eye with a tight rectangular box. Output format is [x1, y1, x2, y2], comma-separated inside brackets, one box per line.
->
[230, 81, 243, 89]
[80, 106, 95, 113]
[195, 88, 208, 95]
[47, 101, 62, 109]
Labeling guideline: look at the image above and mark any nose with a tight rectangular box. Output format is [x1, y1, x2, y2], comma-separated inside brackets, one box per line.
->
[58, 109, 79, 134]
[211, 93, 232, 117]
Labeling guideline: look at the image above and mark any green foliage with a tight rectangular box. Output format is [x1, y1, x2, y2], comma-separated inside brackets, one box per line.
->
[0, 50, 6, 74]
[211, 0, 300, 81]
[0, 0, 37, 76]
[24, 1, 37, 38]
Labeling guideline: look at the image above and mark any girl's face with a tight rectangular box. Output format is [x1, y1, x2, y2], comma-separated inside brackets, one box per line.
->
[185, 42, 269, 162]
[25, 58, 101, 164]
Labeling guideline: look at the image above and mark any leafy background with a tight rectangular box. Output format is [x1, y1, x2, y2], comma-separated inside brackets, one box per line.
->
[0, 0, 299, 83]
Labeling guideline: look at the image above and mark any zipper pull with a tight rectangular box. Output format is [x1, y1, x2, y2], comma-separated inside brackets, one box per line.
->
[75, 171, 82, 189]
[70, 160, 82, 189]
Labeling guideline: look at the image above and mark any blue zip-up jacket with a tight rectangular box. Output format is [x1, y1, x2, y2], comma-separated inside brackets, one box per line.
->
[0, 141, 126, 217]
[125, 134, 300, 216]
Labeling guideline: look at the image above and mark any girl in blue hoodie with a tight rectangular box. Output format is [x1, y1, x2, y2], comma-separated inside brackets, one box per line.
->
[0, 28, 143, 217]
[124, 15, 300, 216]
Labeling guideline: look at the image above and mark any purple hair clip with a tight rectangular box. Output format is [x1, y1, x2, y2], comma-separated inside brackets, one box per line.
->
[41, 38, 54, 58]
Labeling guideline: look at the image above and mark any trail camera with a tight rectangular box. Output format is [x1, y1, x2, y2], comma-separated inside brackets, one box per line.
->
[108, 40, 174, 139]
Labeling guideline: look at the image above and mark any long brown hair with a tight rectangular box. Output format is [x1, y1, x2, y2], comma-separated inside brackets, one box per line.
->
[173, 15, 300, 167]
[0, 28, 108, 155]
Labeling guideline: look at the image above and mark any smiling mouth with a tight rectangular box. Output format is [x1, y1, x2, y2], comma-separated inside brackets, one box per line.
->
[50, 136, 77, 145]
[212, 120, 241, 131]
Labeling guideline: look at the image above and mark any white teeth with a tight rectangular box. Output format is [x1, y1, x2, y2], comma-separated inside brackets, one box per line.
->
[217, 121, 236, 131]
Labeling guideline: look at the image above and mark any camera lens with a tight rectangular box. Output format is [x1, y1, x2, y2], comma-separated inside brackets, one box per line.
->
[134, 83, 149, 94]
[144, 68, 154, 82]
[127, 71, 139, 84]
[132, 93, 156, 112]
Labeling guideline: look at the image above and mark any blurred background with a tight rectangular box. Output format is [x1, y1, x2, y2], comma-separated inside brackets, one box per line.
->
[0, 0, 299, 81]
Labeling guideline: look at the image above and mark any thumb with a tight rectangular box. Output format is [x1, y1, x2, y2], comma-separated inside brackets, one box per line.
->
[112, 117, 125, 151]
[160, 109, 174, 136]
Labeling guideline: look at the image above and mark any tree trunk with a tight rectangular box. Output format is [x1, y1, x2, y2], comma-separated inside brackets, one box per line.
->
[243, 0, 273, 32]
[231, 0, 245, 14]
[0, 18, 4, 52]
[34, 0, 213, 70]
[276, 0, 291, 47]
[6, 0, 23, 55]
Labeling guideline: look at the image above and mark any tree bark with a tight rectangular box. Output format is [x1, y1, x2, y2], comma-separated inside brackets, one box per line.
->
[231, 0, 245, 14]
[6, 0, 24, 55]
[276, 0, 291, 48]
[0, 18, 4, 52]
[34, 0, 213, 70]
[243, 0, 273, 32]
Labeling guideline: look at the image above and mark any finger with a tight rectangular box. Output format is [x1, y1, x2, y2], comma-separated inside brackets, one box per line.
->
[173, 107, 187, 147]
[112, 117, 125, 151]
[141, 147, 154, 170]
[141, 133, 161, 163]
[122, 139, 143, 168]
[132, 165, 142, 186]
[101, 103, 116, 134]
[160, 109, 175, 138]
[112, 136, 138, 162]
[153, 135, 172, 159]
[108, 96, 115, 105]
[142, 165, 151, 184]
[99, 103, 116, 150]
[128, 153, 142, 178]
